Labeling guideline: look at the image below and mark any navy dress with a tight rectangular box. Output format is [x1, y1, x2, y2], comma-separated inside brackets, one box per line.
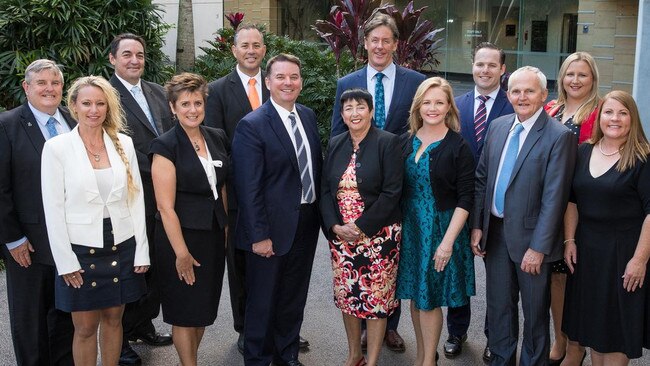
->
[396, 137, 475, 310]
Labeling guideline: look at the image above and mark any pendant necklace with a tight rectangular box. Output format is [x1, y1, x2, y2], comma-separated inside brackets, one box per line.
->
[193, 140, 200, 151]
[84, 144, 105, 162]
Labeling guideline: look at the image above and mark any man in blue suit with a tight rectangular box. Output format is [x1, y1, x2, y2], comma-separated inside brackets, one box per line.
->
[331, 13, 425, 138]
[232, 54, 322, 366]
[330, 13, 425, 352]
[447, 42, 513, 362]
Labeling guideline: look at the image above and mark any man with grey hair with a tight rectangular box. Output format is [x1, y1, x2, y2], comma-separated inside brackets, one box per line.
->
[0, 59, 75, 365]
[471, 66, 576, 365]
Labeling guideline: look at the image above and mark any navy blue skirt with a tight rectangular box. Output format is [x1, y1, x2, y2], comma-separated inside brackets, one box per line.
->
[55, 218, 147, 312]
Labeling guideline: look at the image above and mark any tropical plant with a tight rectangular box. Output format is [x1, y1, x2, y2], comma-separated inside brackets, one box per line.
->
[225, 12, 245, 30]
[313, 0, 444, 72]
[0, 0, 173, 110]
[195, 23, 356, 147]
[376, 1, 444, 70]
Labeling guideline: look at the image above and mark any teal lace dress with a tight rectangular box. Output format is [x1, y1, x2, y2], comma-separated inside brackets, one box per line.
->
[396, 137, 475, 310]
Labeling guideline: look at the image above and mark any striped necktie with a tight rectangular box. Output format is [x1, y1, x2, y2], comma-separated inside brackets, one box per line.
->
[288, 112, 314, 202]
[474, 95, 490, 143]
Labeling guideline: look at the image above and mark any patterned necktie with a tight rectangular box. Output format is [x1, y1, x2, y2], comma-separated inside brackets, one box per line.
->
[374, 72, 386, 130]
[494, 123, 525, 215]
[248, 78, 261, 110]
[45, 117, 59, 139]
[474, 95, 490, 143]
[131, 85, 158, 135]
[289, 112, 314, 202]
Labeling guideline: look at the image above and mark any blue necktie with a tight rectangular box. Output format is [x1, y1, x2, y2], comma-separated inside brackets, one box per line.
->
[131, 85, 158, 135]
[494, 123, 524, 215]
[374, 72, 386, 130]
[45, 117, 59, 139]
[289, 112, 314, 203]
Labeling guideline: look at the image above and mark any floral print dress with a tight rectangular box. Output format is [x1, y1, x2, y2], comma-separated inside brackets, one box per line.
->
[329, 149, 401, 319]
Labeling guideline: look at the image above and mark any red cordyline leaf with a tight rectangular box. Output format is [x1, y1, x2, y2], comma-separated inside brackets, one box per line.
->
[225, 12, 245, 29]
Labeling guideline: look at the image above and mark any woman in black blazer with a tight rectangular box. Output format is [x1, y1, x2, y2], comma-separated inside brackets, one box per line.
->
[396, 77, 476, 366]
[320, 88, 403, 366]
[150, 73, 229, 366]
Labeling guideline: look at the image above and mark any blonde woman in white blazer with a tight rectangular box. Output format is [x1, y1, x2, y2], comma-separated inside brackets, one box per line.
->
[41, 76, 150, 366]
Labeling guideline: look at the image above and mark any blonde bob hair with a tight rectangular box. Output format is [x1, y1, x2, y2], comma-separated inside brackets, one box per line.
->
[555, 52, 600, 125]
[591, 90, 650, 172]
[408, 77, 460, 135]
[66, 76, 138, 199]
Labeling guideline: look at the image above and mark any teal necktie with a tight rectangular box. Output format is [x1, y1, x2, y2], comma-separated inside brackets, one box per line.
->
[374, 72, 386, 130]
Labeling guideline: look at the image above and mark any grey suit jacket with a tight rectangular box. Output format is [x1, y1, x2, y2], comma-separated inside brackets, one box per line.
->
[472, 110, 577, 262]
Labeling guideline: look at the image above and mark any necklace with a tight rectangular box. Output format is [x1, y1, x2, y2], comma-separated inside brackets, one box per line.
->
[598, 141, 621, 157]
[193, 140, 200, 151]
[84, 144, 105, 162]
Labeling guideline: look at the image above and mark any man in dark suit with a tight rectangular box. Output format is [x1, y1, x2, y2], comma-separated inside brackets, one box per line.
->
[108, 33, 174, 365]
[471, 66, 576, 366]
[0, 59, 75, 366]
[446, 42, 514, 361]
[232, 54, 322, 366]
[330, 13, 424, 351]
[331, 13, 425, 139]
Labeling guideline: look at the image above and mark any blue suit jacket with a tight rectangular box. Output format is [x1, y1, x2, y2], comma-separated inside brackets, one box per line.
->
[232, 100, 322, 255]
[455, 88, 514, 161]
[331, 64, 425, 137]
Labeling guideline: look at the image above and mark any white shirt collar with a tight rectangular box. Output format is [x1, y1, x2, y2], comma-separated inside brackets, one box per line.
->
[367, 62, 396, 80]
[235, 65, 262, 85]
[27, 102, 64, 127]
[474, 86, 500, 101]
[513, 107, 544, 132]
[269, 97, 297, 121]
[114, 73, 142, 91]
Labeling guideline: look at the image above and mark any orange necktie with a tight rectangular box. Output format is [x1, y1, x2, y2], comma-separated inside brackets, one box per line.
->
[248, 78, 261, 110]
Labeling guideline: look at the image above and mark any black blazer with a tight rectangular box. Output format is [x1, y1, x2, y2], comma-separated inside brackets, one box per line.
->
[401, 130, 475, 213]
[320, 127, 403, 240]
[0, 104, 76, 264]
[110, 75, 174, 216]
[204, 69, 270, 141]
[150, 125, 229, 231]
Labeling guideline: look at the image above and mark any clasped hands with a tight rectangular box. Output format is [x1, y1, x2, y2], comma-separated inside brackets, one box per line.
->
[332, 223, 361, 242]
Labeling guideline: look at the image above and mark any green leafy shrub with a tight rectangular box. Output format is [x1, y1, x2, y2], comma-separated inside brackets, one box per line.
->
[195, 26, 356, 147]
[0, 0, 173, 110]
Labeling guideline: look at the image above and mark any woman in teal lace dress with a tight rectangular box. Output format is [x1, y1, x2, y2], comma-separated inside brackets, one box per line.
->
[397, 77, 476, 366]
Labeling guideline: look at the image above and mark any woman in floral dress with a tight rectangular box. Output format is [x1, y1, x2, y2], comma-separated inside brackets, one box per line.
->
[320, 88, 403, 366]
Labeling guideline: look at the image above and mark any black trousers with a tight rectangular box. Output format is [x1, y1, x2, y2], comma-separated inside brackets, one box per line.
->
[2, 246, 74, 366]
[122, 213, 161, 337]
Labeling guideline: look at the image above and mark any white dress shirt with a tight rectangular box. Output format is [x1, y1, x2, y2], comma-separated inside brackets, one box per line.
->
[236, 65, 263, 100]
[367, 63, 396, 120]
[473, 86, 501, 118]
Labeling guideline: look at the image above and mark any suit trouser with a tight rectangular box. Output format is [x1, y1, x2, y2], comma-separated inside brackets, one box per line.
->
[447, 260, 489, 338]
[122, 213, 161, 337]
[2, 249, 74, 366]
[243, 204, 319, 366]
[485, 216, 550, 366]
[226, 208, 247, 333]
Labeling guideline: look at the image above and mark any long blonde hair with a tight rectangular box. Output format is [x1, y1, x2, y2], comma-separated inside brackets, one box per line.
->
[67, 76, 139, 200]
[591, 90, 650, 171]
[408, 77, 460, 135]
[555, 52, 600, 125]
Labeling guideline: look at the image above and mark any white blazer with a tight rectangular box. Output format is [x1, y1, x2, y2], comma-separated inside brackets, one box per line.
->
[41, 126, 150, 275]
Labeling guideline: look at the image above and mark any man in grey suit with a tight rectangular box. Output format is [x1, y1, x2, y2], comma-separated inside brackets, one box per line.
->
[108, 32, 174, 365]
[0, 59, 75, 366]
[471, 66, 576, 366]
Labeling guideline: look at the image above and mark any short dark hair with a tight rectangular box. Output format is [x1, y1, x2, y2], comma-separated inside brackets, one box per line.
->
[472, 42, 505, 65]
[164, 72, 208, 105]
[340, 88, 374, 112]
[364, 13, 399, 40]
[265, 53, 301, 75]
[233, 24, 265, 45]
[110, 33, 146, 57]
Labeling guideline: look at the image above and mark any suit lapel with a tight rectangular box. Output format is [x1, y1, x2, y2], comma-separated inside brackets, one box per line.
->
[102, 132, 126, 204]
[19, 105, 47, 155]
[69, 128, 103, 205]
[461, 91, 479, 153]
[227, 70, 253, 113]
[296, 104, 321, 168]
[488, 118, 513, 189]
[509, 113, 546, 185]
[111, 76, 158, 136]
[141, 81, 164, 134]
[265, 102, 300, 172]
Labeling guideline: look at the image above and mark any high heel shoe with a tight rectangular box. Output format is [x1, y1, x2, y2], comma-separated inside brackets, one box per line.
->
[353, 356, 367, 366]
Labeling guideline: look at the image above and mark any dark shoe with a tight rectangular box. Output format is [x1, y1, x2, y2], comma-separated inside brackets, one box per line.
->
[276, 361, 305, 366]
[482, 345, 492, 363]
[119, 343, 142, 365]
[360, 329, 368, 351]
[128, 330, 173, 346]
[549, 353, 566, 366]
[299, 335, 310, 350]
[443, 334, 467, 358]
[237, 333, 244, 355]
[384, 329, 406, 353]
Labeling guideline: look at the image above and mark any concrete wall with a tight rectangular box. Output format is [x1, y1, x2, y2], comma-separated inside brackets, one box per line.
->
[154, 0, 224, 63]
[576, 0, 638, 94]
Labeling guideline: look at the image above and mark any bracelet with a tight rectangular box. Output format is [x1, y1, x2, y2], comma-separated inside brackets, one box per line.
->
[563, 239, 575, 245]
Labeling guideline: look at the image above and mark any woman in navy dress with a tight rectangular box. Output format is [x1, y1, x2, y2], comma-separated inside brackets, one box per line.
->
[563, 91, 650, 365]
[396, 77, 476, 366]
[151, 73, 229, 366]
